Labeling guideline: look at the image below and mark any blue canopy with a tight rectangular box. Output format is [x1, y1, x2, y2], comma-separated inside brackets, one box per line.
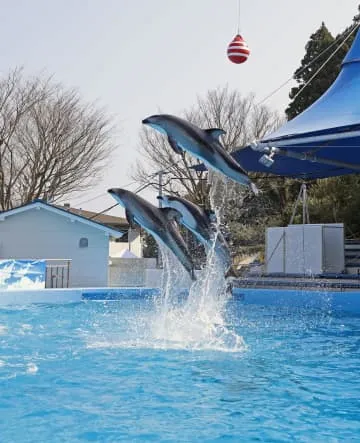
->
[228, 28, 360, 179]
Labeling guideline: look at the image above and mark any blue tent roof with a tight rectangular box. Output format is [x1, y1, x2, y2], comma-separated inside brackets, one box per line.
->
[230, 28, 360, 179]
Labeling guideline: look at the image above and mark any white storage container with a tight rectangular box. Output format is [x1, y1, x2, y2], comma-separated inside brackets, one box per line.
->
[266, 224, 345, 275]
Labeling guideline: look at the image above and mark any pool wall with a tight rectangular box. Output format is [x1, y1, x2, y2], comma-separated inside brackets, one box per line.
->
[0, 288, 83, 305]
[236, 288, 360, 314]
[0, 287, 360, 314]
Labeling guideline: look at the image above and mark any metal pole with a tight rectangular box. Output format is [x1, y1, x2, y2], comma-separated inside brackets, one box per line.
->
[305, 184, 310, 224]
[158, 171, 163, 208]
[302, 183, 306, 225]
[157, 171, 163, 268]
[289, 184, 303, 225]
[67, 260, 70, 288]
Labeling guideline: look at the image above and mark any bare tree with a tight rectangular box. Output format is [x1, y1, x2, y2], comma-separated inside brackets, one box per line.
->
[0, 68, 114, 210]
[132, 85, 282, 205]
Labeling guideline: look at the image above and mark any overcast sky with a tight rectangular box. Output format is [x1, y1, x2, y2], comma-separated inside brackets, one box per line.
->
[1, 0, 359, 216]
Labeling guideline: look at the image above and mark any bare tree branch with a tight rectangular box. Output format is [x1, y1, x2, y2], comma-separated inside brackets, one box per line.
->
[0, 68, 115, 209]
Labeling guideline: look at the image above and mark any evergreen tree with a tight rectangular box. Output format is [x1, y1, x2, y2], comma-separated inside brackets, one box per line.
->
[308, 176, 360, 238]
[142, 231, 159, 258]
[286, 23, 342, 119]
[286, 6, 360, 120]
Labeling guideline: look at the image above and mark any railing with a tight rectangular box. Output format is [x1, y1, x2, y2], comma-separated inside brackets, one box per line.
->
[45, 259, 71, 288]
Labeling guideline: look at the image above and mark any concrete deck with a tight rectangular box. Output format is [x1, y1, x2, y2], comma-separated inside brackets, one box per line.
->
[235, 275, 360, 291]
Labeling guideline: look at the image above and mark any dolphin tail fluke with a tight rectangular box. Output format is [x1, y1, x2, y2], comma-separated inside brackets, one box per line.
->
[250, 182, 260, 196]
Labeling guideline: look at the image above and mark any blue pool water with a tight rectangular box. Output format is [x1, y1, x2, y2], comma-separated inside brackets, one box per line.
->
[0, 292, 359, 442]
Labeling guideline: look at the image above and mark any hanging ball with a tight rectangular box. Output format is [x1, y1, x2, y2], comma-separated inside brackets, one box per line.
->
[227, 34, 250, 64]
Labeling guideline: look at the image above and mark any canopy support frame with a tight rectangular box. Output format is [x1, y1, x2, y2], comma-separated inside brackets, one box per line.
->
[251, 142, 360, 173]
[289, 183, 310, 225]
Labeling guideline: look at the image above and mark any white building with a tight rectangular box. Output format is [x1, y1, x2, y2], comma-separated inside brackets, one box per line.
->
[0, 200, 124, 287]
[60, 203, 143, 258]
[109, 228, 142, 258]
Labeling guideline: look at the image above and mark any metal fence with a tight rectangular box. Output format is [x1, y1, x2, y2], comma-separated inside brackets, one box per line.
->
[45, 259, 71, 288]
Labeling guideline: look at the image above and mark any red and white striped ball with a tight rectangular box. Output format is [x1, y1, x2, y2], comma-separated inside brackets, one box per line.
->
[227, 34, 250, 64]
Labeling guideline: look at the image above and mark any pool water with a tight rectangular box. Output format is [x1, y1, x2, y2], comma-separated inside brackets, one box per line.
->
[0, 297, 359, 442]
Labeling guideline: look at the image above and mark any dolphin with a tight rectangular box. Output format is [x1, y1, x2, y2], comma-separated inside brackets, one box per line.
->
[157, 194, 238, 280]
[107, 188, 196, 281]
[142, 114, 259, 194]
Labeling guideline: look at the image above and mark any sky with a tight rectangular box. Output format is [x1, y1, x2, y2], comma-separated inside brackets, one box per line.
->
[1, 0, 359, 217]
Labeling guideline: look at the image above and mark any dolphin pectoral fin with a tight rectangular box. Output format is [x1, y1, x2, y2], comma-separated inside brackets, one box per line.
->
[160, 207, 182, 223]
[125, 209, 137, 229]
[204, 128, 226, 141]
[191, 267, 196, 281]
[168, 136, 183, 155]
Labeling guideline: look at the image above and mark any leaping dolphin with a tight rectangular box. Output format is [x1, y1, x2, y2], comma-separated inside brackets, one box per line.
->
[157, 194, 238, 279]
[107, 188, 196, 281]
[142, 114, 259, 194]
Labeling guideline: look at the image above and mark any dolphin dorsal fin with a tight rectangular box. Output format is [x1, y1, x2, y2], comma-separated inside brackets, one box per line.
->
[125, 209, 138, 229]
[168, 136, 183, 155]
[160, 207, 182, 222]
[204, 128, 226, 141]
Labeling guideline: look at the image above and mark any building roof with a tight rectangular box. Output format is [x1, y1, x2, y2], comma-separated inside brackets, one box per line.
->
[58, 205, 128, 227]
[0, 200, 124, 238]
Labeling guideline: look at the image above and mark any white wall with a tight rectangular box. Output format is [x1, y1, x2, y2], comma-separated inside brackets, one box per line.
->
[323, 224, 345, 273]
[0, 207, 110, 287]
[109, 258, 200, 288]
[109, 257, 158, 286]
[266, 223, 345, 275]
[128, 228, 142, 257]
[266, 227, 285, 273]
[285, 225, 323, 274]
[109, 228, 142, 258]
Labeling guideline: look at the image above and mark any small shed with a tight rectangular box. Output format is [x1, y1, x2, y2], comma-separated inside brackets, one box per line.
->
[59, 203, 143, 258]
[0, 200, 123, 287]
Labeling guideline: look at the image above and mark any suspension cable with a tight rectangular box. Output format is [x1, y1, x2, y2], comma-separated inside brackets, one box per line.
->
[87, 163, 177, 220]
[237, 0, 241, 34]
[258, 22, 360, 106]
[290, 22, 360, 102]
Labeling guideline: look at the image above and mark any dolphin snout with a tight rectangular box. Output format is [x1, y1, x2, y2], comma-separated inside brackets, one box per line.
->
[107, 188, 124, 197]
[142, 115, 161, 125]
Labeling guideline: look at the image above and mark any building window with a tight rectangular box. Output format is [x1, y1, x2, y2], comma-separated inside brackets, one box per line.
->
[79, 237, 88, 248]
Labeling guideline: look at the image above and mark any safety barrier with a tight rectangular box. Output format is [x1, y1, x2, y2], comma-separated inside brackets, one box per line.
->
[45, 259, 71, 288]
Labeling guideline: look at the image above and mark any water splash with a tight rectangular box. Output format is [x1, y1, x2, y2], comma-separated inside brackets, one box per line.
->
[147, 172, 246, 352]
[89, 173, 246, 352]
[26, 362, 38, 374]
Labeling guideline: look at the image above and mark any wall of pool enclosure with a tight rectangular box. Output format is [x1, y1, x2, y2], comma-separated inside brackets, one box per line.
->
[0, 286, 360, 314]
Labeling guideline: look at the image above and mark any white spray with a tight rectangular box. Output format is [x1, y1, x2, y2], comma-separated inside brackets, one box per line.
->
[90, 173, 247, 352]
[149, 172, 246, 352]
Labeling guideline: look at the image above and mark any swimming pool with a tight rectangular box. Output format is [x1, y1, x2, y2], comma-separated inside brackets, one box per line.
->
[0, 289, 359, 442]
